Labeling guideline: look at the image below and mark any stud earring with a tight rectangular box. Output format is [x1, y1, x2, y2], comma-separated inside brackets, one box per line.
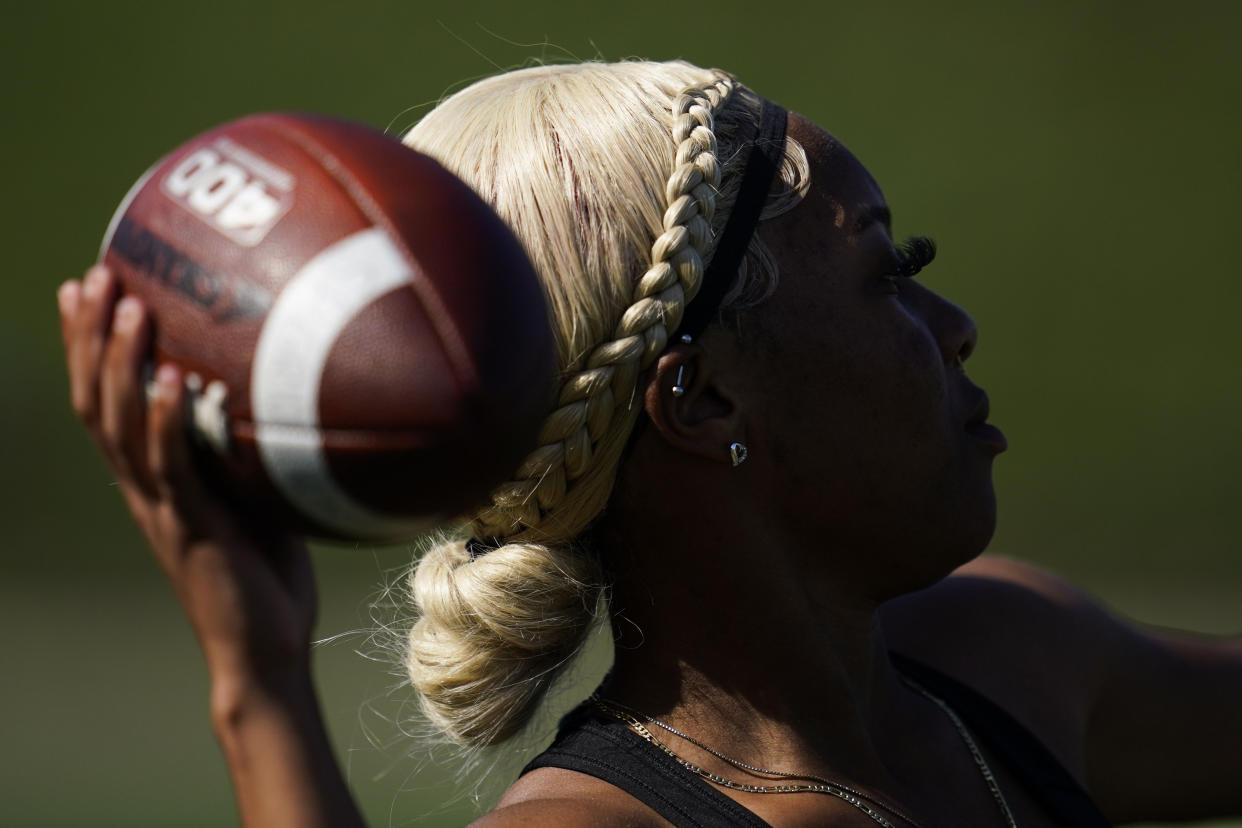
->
[680, 333, 693, 344]
[729, 441, 748, 467]
[672, 365, 687, 397]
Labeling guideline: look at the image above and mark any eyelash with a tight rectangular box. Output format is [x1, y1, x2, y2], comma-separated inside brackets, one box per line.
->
[881, 235, 937, 293]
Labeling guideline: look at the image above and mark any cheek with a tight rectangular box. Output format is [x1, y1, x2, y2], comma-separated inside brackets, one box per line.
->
[832, 325, 948, 446]
[768, 333, 947, 478]
[749, 285, 954, 475]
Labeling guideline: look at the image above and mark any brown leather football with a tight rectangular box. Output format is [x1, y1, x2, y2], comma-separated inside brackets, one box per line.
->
[100, 113, 553, 541]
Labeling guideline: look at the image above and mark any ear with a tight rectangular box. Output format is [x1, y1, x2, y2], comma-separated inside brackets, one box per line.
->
[643, 343, 744, 466]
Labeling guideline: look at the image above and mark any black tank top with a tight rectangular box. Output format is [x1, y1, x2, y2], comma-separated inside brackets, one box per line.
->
[522, 656, 1110, 827]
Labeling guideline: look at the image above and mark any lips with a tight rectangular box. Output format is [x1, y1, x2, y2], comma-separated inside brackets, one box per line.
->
[964, 390, 1007, 454]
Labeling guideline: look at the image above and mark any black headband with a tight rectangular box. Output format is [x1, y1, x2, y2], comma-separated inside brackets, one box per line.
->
[674, 98, 788, 342]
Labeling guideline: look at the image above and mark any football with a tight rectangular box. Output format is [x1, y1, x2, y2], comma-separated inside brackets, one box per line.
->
[100, 113, 554, 541]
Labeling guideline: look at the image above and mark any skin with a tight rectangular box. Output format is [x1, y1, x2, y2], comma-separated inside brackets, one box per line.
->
[59, 112, 1241, 827]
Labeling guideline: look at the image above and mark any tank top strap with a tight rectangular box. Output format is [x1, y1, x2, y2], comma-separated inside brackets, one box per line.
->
[523, 707, 773, 827]
[890, 652, 1110, 827]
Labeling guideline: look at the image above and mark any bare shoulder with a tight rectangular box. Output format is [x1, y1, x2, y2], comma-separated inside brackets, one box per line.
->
[470, 767, 669, 827]
[885, 555, 1108, 627]
[879, 556, 1124, 776]
[883, 556, 1242, 823]
[881, 554, 1119, 664]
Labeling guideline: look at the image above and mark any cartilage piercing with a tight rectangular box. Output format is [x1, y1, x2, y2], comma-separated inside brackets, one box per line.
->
[730, 441, 749, 467]
[672, 365, 687, 397]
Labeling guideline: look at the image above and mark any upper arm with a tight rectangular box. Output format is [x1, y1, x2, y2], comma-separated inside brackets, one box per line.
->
[1086, 619, 1242, 822]
[882, 556, 1242, 824]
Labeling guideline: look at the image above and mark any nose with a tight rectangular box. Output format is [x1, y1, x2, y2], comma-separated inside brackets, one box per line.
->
[917, 285, 978, 366]
[951, 305, 978, 365]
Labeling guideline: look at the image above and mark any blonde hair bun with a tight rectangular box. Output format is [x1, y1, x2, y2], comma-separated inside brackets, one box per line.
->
[406, 536, 604, 745]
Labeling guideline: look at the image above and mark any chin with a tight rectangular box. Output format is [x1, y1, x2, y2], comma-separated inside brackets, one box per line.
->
[880, 510, 999, 603]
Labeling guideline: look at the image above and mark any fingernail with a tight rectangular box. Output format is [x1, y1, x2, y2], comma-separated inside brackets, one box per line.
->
[57, 281, 79, 314]
[156, 364, 180, 399]
[114, 297, 141, 331]
[84, 266, 108, 298]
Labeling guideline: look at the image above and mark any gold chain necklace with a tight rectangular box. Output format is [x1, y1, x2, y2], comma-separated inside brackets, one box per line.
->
[594, 697, 909, 828]
[900, 676, 1019, 827]
[593, 677, 1018, 828]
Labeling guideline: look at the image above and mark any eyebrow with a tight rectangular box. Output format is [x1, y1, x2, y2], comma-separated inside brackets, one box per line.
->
[854, 205, 892, 236]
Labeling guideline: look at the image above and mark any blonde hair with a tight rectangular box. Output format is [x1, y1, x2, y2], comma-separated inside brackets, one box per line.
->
[401, 61, 810, 747]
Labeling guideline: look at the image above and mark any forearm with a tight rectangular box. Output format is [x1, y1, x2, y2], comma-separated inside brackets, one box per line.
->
[211, 666, 366, 828]
[63, 254, 366, 827]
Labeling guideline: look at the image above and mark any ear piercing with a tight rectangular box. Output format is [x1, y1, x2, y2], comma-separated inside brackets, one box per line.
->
[729, 441, 748, 467]
[672, 365, 687, 397]
[670, 335, 746, 468]
[671, 333, 693, 396]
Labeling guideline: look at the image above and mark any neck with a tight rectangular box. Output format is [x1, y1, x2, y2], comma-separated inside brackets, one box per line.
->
[596, 497, 909, 788]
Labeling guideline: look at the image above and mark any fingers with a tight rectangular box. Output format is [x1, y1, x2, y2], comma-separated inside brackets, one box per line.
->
[61, 265, 119, 427]
[148, 363, 214, 527]
[99, 296, 155, 491]
[56, 280, 80, 343]
[60, 271, 234, 542]
[59, 266, 161, 497]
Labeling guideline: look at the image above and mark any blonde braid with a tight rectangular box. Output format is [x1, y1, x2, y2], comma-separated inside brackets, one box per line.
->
[472, 76, 736, 541]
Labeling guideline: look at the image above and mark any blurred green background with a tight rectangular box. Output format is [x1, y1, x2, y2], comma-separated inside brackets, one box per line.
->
[3, 0, 1239, 825]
